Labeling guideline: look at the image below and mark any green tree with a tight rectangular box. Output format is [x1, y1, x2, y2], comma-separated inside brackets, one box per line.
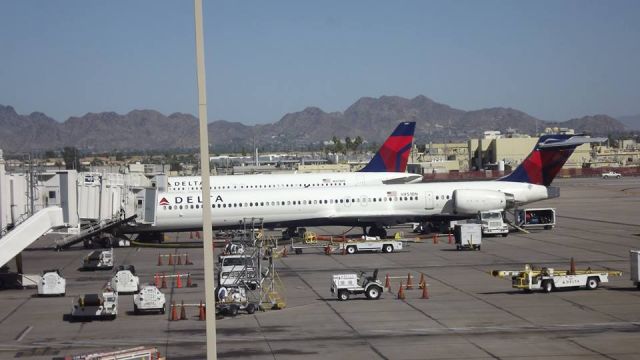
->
[353, 136, 363, 153]
[62, 147, 81, 170]
[332, 136, 344, 154]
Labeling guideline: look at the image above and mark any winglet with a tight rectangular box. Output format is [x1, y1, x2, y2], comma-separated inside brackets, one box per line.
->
[359, 122, 416, 172]
[499, 134, 605, 186]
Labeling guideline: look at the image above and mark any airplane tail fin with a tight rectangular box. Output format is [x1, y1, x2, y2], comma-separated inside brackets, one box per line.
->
[359, 121, 416, 172]
[499, 134, 605, 186]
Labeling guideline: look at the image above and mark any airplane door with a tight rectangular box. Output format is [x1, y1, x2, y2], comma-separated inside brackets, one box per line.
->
[424, 192, 434, 210]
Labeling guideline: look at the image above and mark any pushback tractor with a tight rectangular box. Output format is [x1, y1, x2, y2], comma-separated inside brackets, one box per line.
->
[37, 269, 66, 297]
[330, 269, 384, 301]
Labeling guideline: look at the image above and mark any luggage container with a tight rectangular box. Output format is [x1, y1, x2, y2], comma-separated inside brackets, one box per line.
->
[517, 208, 556, 230]
[454, 224, 482, 250]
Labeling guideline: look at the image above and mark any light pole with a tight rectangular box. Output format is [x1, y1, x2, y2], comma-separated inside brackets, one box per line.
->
[193, 1, 217, 359]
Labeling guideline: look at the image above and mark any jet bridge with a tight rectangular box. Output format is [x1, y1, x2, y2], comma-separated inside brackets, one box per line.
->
[0, 207, 64, 268]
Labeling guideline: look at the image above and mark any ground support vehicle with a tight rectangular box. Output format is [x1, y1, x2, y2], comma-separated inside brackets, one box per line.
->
[71, 291, 118, 320]
[82, 248, 114, 270]
[454, 224, 482, 250]
[330, 269, 384, 301]
[217, 254, 259, 290]
[602, 171, 622, 179]
[215, 286, 259, 316]
[449, 211, 509, 237]
[61, 346, 162, 360]
[37, 269, 66, 296]
[133, 285, 166, 314]
[339, 239, 403, 254]
[492, 264, 622, 292]
[630, 250, 640, 289]
[516, 208, 556, 230]
[111, 265, 139, 294]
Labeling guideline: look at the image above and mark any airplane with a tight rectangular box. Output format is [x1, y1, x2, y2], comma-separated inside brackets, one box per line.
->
[134, 134, 603, 238]
[166, 121, 420, 192]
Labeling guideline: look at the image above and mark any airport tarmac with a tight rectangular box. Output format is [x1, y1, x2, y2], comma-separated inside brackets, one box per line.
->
[0, 177, 639, 359]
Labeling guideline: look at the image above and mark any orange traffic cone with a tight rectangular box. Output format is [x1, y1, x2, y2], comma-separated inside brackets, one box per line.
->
[397, 281, 405, 300]
[180, 300, 187, 320]
[177, 254, 183, 266]
[406, 273, 414, 290]
[421, 283, 429, 299]
[384, 274, 391, 290]
[176, 272, 183, 288]
[157, 254, 163, 266]
[168, 253, 174, 265]
[170, 301, 178, 321]
[432, 234, 438, 244]
[198, 301, 206, 321]
[186, 273, 193, 288]
[448, 233, 453, 244]
[570, 257, 576, 275]
[282, 247, 288, 257]
[160, 273, 167, 289]
[185, 253, 193, 265]
[418, 273, 425, 289]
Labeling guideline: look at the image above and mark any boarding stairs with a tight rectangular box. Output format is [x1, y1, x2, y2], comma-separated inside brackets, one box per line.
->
[0, 207, 64, 268]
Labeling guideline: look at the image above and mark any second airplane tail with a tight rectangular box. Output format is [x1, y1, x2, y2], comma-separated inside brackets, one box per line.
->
[499, 134, 605, 186]
[359, 121, 416, 173]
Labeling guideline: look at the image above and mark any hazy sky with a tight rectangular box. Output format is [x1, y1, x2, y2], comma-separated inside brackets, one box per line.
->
[1, 1, 639, 124]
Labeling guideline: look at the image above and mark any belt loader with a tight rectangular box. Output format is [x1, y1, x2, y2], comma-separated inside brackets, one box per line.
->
[492, 264, 622, 293]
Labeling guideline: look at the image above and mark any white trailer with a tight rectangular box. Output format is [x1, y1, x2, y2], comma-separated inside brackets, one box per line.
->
[492, 264, 622, 293]
[630, 250, 640, 289]
[111, 265, 139, 294]
[339, 239, 403, 255]
[133, 285, 165, 314]
[70, 291, 118, 320]
[454, 224, 482, 250]
[82, 248, 114, 271]
[37, 269, 66, 296]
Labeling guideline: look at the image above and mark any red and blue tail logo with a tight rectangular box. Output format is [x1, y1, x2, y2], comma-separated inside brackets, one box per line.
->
[360, 122, 416, 172]
[499, 134, 602, 186]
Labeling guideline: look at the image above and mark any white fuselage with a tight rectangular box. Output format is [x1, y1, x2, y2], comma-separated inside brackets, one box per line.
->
[167, 172, 422, 192]
[153, 181, 549, 231]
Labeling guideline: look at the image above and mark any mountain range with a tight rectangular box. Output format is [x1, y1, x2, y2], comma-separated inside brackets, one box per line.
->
[0, 95, 628, 153]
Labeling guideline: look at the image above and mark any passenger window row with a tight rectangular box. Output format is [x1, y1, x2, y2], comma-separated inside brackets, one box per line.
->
[171, 182, 347, 191]
[162, 195, 419, 211]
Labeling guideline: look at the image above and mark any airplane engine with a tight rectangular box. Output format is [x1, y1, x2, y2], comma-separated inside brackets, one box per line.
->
[453, 189, 509, 215]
